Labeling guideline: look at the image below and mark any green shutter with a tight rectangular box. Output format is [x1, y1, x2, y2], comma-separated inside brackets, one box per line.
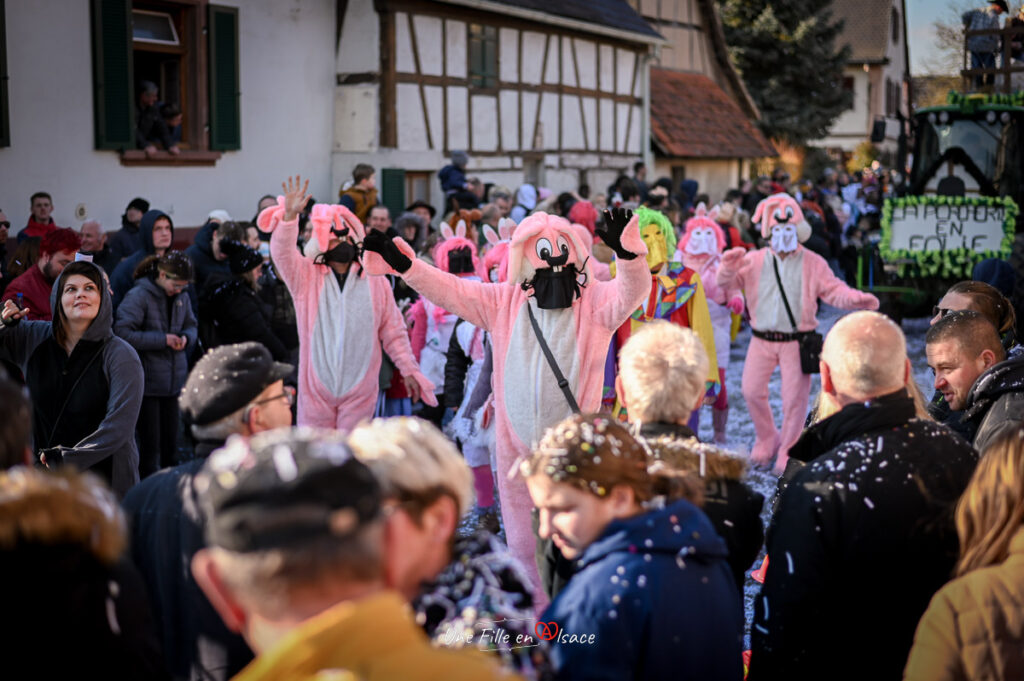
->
[381, 168, 406, 218]
[90, 0, 133, 150]
[208, 4, 240, 150]
[0, 0, 9, 147]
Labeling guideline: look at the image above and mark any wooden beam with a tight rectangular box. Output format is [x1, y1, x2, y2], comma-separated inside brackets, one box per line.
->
[380, 9, 397, 147]
[623, 50, 639, 153]
[442, 19, 448, 152]
[407, 13, 434, 149]
[571, 37, 589, 150]
[532, 34, 551, 148]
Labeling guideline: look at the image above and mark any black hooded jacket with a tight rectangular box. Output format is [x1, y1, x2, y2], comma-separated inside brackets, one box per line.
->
[963, 354, 1024, 452]
[186, 220, 233, 301]
[750, 391, 978, 681]
[111, 209, 174, 308]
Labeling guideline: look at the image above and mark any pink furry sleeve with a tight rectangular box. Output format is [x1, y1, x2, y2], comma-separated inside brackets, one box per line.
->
[811, 255, 880, 311]
[402, 260, 506, 331]
[408, 299, 427, 362]
[586, 253, 651, 330]
[716, 247, 750, 294]
[269, 217, 316, 293]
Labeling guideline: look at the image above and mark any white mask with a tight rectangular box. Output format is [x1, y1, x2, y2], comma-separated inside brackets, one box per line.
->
[770, 224, 797, 253]
[685, 228, 718, 256]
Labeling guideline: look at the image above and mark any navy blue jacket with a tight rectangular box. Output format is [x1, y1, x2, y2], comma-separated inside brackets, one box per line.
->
[185, 220, 231, 314]
[111, 210, 173, 308]
[543, 499, 744, 681]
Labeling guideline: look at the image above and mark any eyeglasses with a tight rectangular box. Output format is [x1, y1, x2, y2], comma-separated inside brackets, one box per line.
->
[0, 221, 9, 229]
[932, 306, 954, 319]
[253, 386, 295, 407]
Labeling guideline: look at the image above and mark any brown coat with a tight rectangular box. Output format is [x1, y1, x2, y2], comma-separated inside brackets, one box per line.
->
[904, 528, 1024, 681]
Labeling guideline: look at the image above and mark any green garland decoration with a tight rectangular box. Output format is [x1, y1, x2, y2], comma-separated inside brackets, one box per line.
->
[880, 195, 1016, 279]
[946, 90, 1024, 113]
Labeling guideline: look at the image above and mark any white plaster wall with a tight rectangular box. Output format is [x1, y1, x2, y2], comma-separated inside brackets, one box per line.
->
[652, 158, 740, 206]
[599, 45, 615, 91]
[544, 37, 560, 84]
[335, 84, 378, 153]
[447, 87, 469, 150]
[539, 92, 560, 148]
[471, 95, 499, 151]
[616, 49, 636, 95]
[396, 12, 415, 73]
[522, 32, 547, 85]
[337, 0, 378, 74]
[424, 85, 444, 151]
[561, 95, 585, 149]
[445, 20, 467, 78]
[499, 28, 519, 82]
[581, 97, 598, 149]
[576, 39, 597, 90]
[522, 91, 540, 147]
[616, 102, 631, 151]
[819, 67, 870, 146]
[1, 0, 336, 232]
[413, 15, 444, 76]
[397, 83, 429, 150]
[599, 99, 615, 150]
[499, 91, 520, 150]
[626, 105, 641, 153]
[562, 37, 576, 86]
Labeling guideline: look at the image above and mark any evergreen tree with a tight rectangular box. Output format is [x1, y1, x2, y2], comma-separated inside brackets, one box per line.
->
[718, 0, 853, 145]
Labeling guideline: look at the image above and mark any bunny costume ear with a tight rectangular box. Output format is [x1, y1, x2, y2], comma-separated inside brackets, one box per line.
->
[498, 217, 514, 241]
[440, 223, 455, 240]
[256, 196, 287, 233]
[483, 225, 500, 245]
[455, 220, 467, 239]
[693, 202, 708, 218]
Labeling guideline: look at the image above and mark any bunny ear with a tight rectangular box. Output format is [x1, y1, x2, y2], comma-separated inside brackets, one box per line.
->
[707, 205, 720, 222]
[483, 224, 499, 245]
[498, 217, 513, 240]
[695, 202, 708, 217]
[440, 223, 454, 240]
[455, 220, 467, 239]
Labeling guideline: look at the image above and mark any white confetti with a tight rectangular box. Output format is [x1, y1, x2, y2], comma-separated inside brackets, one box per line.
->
[273, 444, 299, 482]
[864, 497, 875, 509]
[785, 551, 794, 574]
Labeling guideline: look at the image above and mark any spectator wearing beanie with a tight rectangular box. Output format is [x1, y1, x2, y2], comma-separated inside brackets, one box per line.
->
[1, 227, 82, 321]
[108, 197, 150, 266]
[199, 239, 290, 363]
[114, 251, 198, 478]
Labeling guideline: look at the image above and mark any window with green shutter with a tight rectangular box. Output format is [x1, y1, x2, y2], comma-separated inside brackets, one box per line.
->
[91, 0, 135, 150]
[0, 0, 9, 147]
[208, 4, 239, 150]
[468, 24, 497, 89]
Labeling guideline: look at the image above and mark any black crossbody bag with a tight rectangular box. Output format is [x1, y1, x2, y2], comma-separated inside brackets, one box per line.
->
[772, 255, 823, 375]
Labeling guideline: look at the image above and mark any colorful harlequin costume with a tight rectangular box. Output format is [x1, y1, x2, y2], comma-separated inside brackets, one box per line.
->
[716, 193, 878, 471]
[257, 200, 435, 431]
[678, 203, 746, 444]
[363, 210, 650, 605]
[604, 206, 720, 417]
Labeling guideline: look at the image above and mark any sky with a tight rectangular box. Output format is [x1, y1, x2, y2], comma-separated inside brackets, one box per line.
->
[906, 0, 959, 75]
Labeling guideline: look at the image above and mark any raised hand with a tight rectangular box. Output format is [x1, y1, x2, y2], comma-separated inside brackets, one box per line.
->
[1, 298, 29, 325]
[721, 247, 746, 268]
[363, 230, 413, 273]
[282, 175, 311, 222]
[597, 208, 638, 260]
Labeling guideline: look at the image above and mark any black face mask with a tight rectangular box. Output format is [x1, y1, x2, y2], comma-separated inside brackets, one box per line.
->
[314, 240, 360, 265]
[447, 247, 475, 274]
[522, 265, 584, 309]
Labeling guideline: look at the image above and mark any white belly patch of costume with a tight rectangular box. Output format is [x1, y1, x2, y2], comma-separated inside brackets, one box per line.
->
[311, 271, 373, 398]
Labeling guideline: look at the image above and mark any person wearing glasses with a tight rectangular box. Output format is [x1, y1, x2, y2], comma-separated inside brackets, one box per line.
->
[121, 342, 294, 681]
[115, 250, 197, 479]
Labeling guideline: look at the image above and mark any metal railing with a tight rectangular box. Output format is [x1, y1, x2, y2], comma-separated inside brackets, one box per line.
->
[962, 24, 1024, 93]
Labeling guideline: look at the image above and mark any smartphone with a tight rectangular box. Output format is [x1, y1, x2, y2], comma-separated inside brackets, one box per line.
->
[15, 292, 23, 309]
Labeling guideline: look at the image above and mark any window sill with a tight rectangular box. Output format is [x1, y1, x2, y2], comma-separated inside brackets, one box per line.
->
[120, 150, 223, 166]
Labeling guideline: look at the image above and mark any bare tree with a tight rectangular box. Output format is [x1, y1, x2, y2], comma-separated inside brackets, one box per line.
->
[922, 1, 976, 76]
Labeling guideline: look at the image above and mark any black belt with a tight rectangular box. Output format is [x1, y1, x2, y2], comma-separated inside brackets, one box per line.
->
[751, 328, 810, 342]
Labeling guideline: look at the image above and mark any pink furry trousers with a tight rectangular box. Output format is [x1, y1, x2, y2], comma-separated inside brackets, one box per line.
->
[741, 337, 811, 468]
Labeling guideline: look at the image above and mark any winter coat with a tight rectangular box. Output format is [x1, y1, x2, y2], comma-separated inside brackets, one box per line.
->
[963, 354, 1024, 454]
[903, 528, 1024, 681]
[750, 390, 979, 681]
[963, 7, 1002, 53]
[0, 468, 168, 680]
[439, 164, 468, 193]
[338, 186, 378, 224]
[115, 277, 197, 396]
[107, 219, 143, 266]
[1, 264, 55, 320]
[111, 209, 173, 308]
[543, 499, 744, 681]
[0, 261, 144, 498]
[199, 273, 289, 362]
[185, 220, 232, 305]
[122, 457, 254, 681]
[638, 422, 765, 591]
[413, 531, 553, 680]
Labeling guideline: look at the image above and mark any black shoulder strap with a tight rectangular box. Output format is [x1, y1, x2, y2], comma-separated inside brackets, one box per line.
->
[771, 255, 799, 332]
[526, 302, 580, 413]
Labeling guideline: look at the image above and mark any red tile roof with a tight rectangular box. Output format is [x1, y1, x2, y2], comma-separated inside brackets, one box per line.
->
[650, 68, 776, 159]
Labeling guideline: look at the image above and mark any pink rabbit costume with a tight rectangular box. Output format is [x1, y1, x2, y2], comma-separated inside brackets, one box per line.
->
[717, 193, 878, 471]
[364, 211, 650, 601]
[678, 203, 745, 444]
[257, 199, 435, 431]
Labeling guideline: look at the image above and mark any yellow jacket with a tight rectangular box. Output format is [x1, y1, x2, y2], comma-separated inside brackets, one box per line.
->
[234, 591, 520, 681]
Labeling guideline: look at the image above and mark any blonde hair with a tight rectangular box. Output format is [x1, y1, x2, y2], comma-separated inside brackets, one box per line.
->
[619, 320, 709, 423]
[347, 417, 473, 518]
[955, 426, 1024, 577]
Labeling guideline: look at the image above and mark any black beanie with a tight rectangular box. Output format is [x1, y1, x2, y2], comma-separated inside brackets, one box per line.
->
[127, 197, 150, 213]
[219, 239, 263, 275]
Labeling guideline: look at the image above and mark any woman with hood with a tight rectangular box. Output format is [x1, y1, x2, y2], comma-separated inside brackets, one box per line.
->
[510, 184, 538, 223]
[0, 261, 144, 498]
[110, 209, 174, 308]
[115, 251, 197, 478]
[521, 414, 744, 681]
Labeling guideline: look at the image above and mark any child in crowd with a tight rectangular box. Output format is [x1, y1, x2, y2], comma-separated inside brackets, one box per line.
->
[114, 250, 196, 478]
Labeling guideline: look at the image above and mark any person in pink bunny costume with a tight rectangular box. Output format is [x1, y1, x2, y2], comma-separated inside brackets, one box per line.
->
[257, 176, 435, 430]
[717, 192, 878, 472]
[677, 203, 746, 444]
[363, 207, 650, 602]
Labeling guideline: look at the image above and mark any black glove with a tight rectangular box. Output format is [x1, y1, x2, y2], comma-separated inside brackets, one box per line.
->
[38, 447, 64, 469]
[362, 230, 412, 273]
[597, 208, 637, 260]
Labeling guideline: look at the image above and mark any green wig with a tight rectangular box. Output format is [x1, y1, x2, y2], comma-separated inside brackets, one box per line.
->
[636, 206, 677, 254]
